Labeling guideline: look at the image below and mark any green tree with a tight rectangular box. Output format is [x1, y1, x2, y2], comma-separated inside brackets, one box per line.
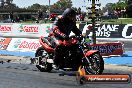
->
[116, 0, 127, 9]
[2, 0, 18, 9]
[3, 3, 18, 9]
[102, 0, 127, 14]
[51, 0, 73, 13]
[25, 0, 73, 13]
[27, 3, 41, 10]
[126, 0, 132, 17]
[102, 3, 115, 13]
[27, 3, 48, 12]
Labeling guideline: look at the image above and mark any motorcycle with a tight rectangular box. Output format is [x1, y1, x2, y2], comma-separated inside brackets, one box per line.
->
[34, 35, 104, 74]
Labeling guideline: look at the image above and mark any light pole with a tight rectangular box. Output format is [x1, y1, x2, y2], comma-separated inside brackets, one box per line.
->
[91, 0, 96, 44]
[86, 0, 100, 44]
[49, 0, 51, 17]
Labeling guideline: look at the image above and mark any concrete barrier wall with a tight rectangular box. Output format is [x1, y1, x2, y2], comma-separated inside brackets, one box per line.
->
[0, 23, 125, 57]
[0, 37, 39, 57]
[1, 23, 132, 38]
[0, 23, 52, 38]
[82, 24, 132, 38]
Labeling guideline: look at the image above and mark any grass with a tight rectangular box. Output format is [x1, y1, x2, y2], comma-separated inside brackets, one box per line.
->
[101, 18, 132, 24]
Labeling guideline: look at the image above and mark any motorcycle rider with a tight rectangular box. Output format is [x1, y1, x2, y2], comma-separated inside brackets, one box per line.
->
[49, 8, 83, 69]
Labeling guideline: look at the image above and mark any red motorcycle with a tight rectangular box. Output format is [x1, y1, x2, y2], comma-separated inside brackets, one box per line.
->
[35, 35, 104, 74]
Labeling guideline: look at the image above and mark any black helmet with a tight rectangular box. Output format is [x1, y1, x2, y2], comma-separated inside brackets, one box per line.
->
[62, 8, 77, 18]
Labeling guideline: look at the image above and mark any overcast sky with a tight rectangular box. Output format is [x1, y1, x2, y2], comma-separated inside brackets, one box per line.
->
[13, 0, 119, 11]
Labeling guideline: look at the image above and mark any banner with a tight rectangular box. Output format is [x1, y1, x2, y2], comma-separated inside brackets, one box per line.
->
[1, 23, 132, 38]
[7, 38, 41, 52]
[0, 37, 123, 56]
[0, 23, 53, 38]
[89, 42, 124, 56]
[12, 23, 52, 38]
[0, 38, 12, 50]
[82, 24, 132, 38]
[0, 24, 12, 36]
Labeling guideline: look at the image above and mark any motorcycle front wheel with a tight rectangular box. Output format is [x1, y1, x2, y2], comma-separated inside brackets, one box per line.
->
[83, 53, 104, 74]
[35, 46, 53, 72]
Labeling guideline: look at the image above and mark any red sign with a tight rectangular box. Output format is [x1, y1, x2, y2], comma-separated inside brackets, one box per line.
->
[0, 25, 12, 32]
[19, 25, 39, 33]
[89, 42, 124, 56]
[18, 41, 40, 50]
[0, 38, 12, 50]
[6, 38, 41, 52]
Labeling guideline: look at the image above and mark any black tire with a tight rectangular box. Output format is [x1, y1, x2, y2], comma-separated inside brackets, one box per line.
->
[83, 52, 104, 74]
[35, 46, 52, 72]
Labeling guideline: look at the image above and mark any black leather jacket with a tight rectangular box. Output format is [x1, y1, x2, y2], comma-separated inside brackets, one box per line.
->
[52, 16, 82, 40]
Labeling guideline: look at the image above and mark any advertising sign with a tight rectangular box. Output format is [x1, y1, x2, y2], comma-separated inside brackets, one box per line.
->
[13, 24, 53, 37]
[0, 23, 53, 38]
[82, 24, 132, 38]
[7, 38, 41, 52]
[12, 24, 41, 37]
[17, 25, 39, 33]
[0, 38, 12, 50]
[89, 42, 124, 56]
[0, 24, 12, 32]
[0, 24, 12, 36]
[5, 37, 124, 56]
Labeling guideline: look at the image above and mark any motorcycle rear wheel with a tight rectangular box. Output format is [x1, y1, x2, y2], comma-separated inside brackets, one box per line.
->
[35, 46, 53, 72]
[83, 53, 104, 74]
